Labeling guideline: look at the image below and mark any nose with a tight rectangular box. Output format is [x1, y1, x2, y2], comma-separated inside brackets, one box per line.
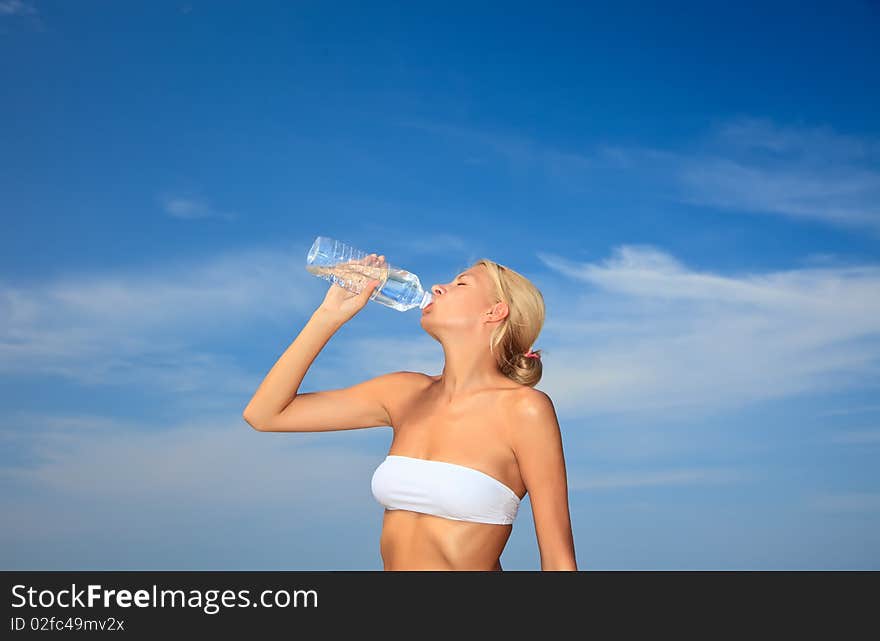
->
[431, 283, 445, 296]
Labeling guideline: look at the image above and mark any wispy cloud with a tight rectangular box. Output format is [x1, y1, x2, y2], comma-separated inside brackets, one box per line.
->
[0, 410, 385, 568]
[0, 0, 36, 16]
[0, 231, 486, 413]
[1, 224, 877, 567]
[0, 241, 324, 404]
[673, 117, 880, 231]
[0, 411, 374, 508]
[160, 194, 237, 221]
[535, 244, 880, 419]
[0, 0, 42, 32]
[626, 117, 880, 231]
[3, 237, 879, 423]
[570, 466, 757, 490]
[401, 116, 880, 233]
[396, 117, 599, 186]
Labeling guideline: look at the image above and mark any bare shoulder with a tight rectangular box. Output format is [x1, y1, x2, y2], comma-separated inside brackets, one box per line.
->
[382, 370, 435, 418]
[508, 388, 559, 437]
[505, 388, 564, 475]
[409, 371, 438, 387]
[387, 370, 430, 382]
[512, 387, 555, 413]
[382, 370, 433, 393]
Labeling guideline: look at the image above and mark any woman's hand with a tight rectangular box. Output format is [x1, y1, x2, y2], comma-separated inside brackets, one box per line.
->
[315, 253, 386, 325]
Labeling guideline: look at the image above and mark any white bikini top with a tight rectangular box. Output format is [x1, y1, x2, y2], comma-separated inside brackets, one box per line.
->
[371, 454, 522, 525]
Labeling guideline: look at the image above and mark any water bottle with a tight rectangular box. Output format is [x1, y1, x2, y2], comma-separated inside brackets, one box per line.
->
[306, 236, 434, 312]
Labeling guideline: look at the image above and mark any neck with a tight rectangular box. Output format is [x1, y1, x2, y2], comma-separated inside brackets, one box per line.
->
[435, 343, 505, 401]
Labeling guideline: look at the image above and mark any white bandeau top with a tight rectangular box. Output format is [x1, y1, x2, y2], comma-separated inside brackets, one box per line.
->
[371, 454, 522, 525]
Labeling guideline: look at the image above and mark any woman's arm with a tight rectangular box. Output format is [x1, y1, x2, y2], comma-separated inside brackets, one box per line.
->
[242, 309, 343, 429]
[510, 390, 578, 571]
[243, 273, 381, 428]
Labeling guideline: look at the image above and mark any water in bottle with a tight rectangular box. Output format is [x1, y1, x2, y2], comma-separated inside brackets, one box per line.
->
[306, 236, 434, 312]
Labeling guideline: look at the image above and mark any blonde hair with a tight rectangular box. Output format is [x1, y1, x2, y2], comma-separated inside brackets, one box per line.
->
[471, 258, 545, 388]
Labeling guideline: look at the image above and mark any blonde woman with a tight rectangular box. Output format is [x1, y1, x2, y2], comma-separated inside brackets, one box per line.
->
[243, 254, 577, 571]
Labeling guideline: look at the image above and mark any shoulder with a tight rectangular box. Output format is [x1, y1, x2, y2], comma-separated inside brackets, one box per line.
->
[362, 371, 431, 405]
[508, 388, 560, 446]
[372, 371, 434, 428]
[381, 370, 437, 402]
[512, 387, 555, 416]
[382, 370, 433, 391]
[375, 370, 431, 382]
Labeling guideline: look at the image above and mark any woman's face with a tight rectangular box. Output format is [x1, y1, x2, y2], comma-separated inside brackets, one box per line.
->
[421, 265, 507, 331]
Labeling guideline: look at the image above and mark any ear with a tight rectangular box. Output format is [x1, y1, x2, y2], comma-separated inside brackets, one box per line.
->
[486, 301, 509, 321]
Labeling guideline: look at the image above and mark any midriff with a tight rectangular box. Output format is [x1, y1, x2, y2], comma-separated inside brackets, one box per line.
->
[377, 373, 528, 571]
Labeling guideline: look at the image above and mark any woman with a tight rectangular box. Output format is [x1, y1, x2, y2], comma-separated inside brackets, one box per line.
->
[243, 253, 577, 571]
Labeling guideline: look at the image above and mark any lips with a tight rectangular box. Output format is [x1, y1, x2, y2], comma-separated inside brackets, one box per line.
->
[423, 302, 434, 312]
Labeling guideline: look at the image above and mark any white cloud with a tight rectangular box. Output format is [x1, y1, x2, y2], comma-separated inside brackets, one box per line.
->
[0, 411, 376, 507]
[3, 236, 879, 565]
[0, 241, 323, 400]
[535, 244, 880, 419]
[401, 115, 880, 233]
[676, 158, 880, 230]
[712, 117, 880, 160]
[0, 410, 388, 564]
[604, 117, 880, 232]
[3, 237, 880, 424]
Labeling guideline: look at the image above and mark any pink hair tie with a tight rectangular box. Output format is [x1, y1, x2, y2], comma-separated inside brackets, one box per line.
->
[524, 349, 540, 360]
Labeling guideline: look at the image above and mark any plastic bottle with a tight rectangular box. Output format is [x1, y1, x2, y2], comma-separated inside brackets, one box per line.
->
[305, 236, 434, 312]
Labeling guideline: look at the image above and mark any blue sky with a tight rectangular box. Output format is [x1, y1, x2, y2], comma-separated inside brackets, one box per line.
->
[2, 0, 879, 570]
